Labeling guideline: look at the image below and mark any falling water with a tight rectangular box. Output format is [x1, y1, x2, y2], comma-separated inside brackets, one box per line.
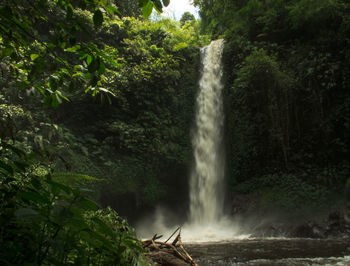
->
[137, 39, 245, 242]
[189, 39, 225, 225]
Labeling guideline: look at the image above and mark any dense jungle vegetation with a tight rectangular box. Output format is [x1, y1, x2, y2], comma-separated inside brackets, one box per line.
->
[0, 0, 204, 264]
[1, 0, 350, 264]
[194, 0, 350, 213]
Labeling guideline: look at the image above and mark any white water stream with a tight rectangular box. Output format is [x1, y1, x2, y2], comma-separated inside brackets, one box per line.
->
[189, 39, 225, 225]
[181, 39, 246, 242]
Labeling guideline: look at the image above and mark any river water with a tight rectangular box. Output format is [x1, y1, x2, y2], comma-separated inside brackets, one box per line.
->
[185, 238, 350, 265]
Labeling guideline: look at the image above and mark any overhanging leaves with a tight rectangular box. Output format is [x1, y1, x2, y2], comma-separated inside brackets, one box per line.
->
[162, 0, 170, 7]
[21, 190, 50, 204]
[142, 1, 153, 18]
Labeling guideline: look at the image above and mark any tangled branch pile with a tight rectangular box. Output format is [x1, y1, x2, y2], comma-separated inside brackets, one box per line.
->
[143, 227, 197, 266]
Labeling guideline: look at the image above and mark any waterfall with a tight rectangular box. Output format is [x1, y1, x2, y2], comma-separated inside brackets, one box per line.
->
[137, 39, 246, 242]
[189, 39, 225, 225]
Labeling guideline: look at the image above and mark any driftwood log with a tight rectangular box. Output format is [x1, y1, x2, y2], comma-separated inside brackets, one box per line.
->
[143, 227, 198, 266]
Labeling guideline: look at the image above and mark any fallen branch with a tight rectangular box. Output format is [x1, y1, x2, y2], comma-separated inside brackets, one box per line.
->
[172, 230, 181, 246]
[164, 226, 181, 244]
[142, 228, 198, 266]
[177, 235, 196, 265]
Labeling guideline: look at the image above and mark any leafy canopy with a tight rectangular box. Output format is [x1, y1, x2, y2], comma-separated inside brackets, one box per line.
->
[0, 0, 170, 107]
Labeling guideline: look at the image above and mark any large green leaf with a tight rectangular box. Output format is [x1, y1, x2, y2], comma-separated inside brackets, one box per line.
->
[162, 0, 170, 7]
[153, 0, 163, 12]
[0, 160, 14, 175]
[142, 1, 153, 18]
[138, 0, 149, 7]
[65, 45, 81, 52]
[46, 179, 72, 195]
[66, 4, 73, 20]
[92, 217, 113, 235]
[6, 144, 26, 157]
[88, 57, 100, 73]
[30, 54, 39, 61]
[80, 230, 103, 248]
[78, 198, 99, 211]
[69, 217, 89, 230]
[52, 172, 100, 182]
[21, 190, 50, 204]
[105, 5, 120, 15]
[98, 60, 105, 74]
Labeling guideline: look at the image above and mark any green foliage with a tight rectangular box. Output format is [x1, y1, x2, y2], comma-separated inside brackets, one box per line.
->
[233, 174, 333, 212]
[180, 11, 196, 26]
[113, 0, 141, 17]
[0, 1, 208, 264]
[0, 125, 145, 264]
[138, 0, 170, 18]
[288, 0, 341, 31]
[225, 36, 350, 187]
[0, 8, 202, 216]
[0, 173, 145, 264]
[226, 48, 293, 180]
[0, 101, 146, 264]
[0, 0, 118, 106]
[194, 0, 347, 41]
[45, 15, 203, 213]
[0, 0, 171, 107]
[194, 0, 350, 209]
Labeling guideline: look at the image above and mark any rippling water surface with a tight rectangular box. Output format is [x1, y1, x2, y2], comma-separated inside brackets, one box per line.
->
[184, 238, 350, 265]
